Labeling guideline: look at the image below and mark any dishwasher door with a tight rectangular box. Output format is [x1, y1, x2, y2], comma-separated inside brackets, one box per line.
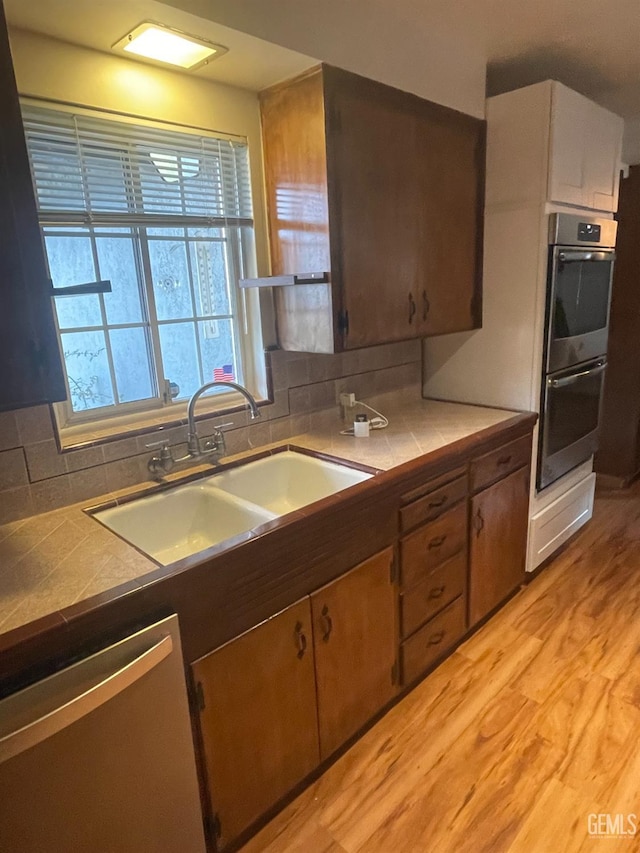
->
[0, 614, 206, 853]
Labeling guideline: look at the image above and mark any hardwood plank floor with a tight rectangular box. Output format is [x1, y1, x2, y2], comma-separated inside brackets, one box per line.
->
[240, 484, 640, 852]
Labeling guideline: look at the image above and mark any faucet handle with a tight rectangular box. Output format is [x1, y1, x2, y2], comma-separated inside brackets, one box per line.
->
[145, 438, 171, 451]
[213, 422, 234, 431]
[146, 439, 174, 478]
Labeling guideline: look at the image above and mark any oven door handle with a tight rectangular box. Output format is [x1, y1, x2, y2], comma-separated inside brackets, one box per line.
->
[548, 362, 607, 388]
[557, 250, 615, 263]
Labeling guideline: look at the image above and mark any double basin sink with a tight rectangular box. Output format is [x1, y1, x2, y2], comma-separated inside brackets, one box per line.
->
[94, 450, 373, 565]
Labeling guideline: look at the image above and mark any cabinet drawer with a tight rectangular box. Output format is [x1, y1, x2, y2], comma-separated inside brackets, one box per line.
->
[400, 502, 467, 589]
[400, 551, 467, 638]
[400, 475, 467, 532]
[470, 435, 531, 492]
[400, 596, 466, 685]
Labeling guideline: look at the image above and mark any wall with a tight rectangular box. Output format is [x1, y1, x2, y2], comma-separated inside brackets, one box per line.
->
[162, 0, 487, 119]
[622, 115, 640, 165]
[0, 29, 424, 524]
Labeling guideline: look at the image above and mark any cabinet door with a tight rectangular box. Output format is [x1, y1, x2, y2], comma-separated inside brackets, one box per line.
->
[311, 547, 397, 759]
[583, 104, 623, 213]
[0, 6, 65, 409]
[548, 83, 588, 207]
[192, 598, 319, 850]
[468, 466, 529, 626]
[326, 72, 421, 348]
[415, 105, 485, 336]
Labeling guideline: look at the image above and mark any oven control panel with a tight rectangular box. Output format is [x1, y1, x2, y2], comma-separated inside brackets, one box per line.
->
[577, 221, 601, 242]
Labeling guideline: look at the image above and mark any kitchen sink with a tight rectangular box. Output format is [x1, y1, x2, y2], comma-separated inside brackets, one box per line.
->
[93, 450, 373, 565]
[209, 450, 373, 515]
[95, 484, 277, 566]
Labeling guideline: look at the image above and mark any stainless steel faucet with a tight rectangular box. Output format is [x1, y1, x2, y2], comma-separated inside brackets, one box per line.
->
[186, 380, 260, 456]
[147, 380, 261, 478]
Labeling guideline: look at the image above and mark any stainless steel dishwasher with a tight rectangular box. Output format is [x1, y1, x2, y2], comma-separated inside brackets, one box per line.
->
[0, 613, 207, 852]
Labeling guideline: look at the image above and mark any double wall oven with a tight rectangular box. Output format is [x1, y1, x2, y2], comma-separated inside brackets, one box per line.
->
[537, 213, 617, 491]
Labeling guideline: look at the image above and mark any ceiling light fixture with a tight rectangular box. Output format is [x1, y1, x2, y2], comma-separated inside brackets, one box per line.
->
[112, 22, 228, 71]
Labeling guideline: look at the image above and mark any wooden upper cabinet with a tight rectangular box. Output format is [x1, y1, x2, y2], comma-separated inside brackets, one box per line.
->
[415, 104, 484, 336]
[468, 465, 530, 627]
[0, 5, 65, 410]
[192, 598, 319, 850]
[258, 65, 485, 353]
[310, 547, 398, 759]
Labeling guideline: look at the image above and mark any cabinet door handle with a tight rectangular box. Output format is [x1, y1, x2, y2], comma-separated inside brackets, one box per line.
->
[428, 495, 447, 509]
[497, 454, 512, 466]
[427, 630, 445, 646]
[428, 534, 447, 550]
[408, 293, 416, 324]
[294, 621, 307, 659]
[422, 290, 430, 321]
[474, 508, 484, 537]
[321, 605, 333, 642]
[428, 585, 446, 599]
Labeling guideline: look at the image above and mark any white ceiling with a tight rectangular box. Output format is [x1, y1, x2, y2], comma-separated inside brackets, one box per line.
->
[5, 0, 640, 116]
[3, 0, 317, 92]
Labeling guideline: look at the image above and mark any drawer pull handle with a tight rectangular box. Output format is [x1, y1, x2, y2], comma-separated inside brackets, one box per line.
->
[428, 495, 447, 509]
[428, 535, 447, 550]
[294, 621, 307, 659]
[428, 630, 445, 646]
[429, 585, 446, 599]
[497, 454, 512, 466]
[321, 605, 333, 643]
[474, 508, 485, 537]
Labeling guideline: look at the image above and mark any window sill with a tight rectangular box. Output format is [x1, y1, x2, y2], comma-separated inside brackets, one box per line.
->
[56, 391, 270, 451]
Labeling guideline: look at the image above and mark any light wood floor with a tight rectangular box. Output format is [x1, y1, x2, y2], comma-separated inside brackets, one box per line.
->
[240, 483, 640, 853]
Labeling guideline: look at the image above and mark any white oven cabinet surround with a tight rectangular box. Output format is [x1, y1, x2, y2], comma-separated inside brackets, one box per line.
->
[485, 80, 624, 214]
[423, 80, 623, 572]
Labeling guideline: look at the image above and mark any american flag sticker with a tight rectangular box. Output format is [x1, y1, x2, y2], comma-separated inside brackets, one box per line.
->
[213, 364, 235, 381]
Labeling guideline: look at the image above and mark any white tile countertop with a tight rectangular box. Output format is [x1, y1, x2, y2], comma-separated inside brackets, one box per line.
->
[0, 397, 520, 639]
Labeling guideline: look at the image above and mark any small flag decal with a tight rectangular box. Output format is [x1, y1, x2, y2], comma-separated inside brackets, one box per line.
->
[213, 364, 234, 381]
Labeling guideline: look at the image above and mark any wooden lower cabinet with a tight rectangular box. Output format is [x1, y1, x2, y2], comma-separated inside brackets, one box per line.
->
[311, 548, 398, 759]
[401, 596, 466, 685]
[468, 465, 530, 626]
[192, 598, 318, 850]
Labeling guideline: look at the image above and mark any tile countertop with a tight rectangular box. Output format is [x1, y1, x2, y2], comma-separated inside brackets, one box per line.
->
[0, 397, 520, 641]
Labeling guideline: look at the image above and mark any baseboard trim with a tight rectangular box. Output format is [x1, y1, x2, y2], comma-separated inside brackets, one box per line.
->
[595, 468, 640, 490]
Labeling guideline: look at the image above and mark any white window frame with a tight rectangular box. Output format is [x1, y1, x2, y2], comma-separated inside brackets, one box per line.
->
[21, 98, 267, 444]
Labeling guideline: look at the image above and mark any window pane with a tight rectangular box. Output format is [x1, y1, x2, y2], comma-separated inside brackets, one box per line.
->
[148, 239, 192, 320]
[96, 235, 143, 324]
[60, 330, 114, 412]
[109, 327, 155, 403]
[198, 320, 239, 384]
[158, 322, 200, 400]
[147, 228, 185, 238]
[189, 238, 231, 316]
[46, 234, 102, 328]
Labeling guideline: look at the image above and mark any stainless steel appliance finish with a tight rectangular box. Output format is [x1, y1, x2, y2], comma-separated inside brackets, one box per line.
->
[538, 357, 607, 490]
[537, 213, 616, 491]
[0, 614, 206, 853]
[545, 213, 616, 374]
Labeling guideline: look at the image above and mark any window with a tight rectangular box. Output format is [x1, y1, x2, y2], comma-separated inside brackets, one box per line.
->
[22, 103, 263, 432]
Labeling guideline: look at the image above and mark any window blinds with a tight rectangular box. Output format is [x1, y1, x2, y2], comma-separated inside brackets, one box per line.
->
[21, 104, 253, 228]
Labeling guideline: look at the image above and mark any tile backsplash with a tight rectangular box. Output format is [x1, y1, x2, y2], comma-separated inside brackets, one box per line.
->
[0, 340, 422, 524]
